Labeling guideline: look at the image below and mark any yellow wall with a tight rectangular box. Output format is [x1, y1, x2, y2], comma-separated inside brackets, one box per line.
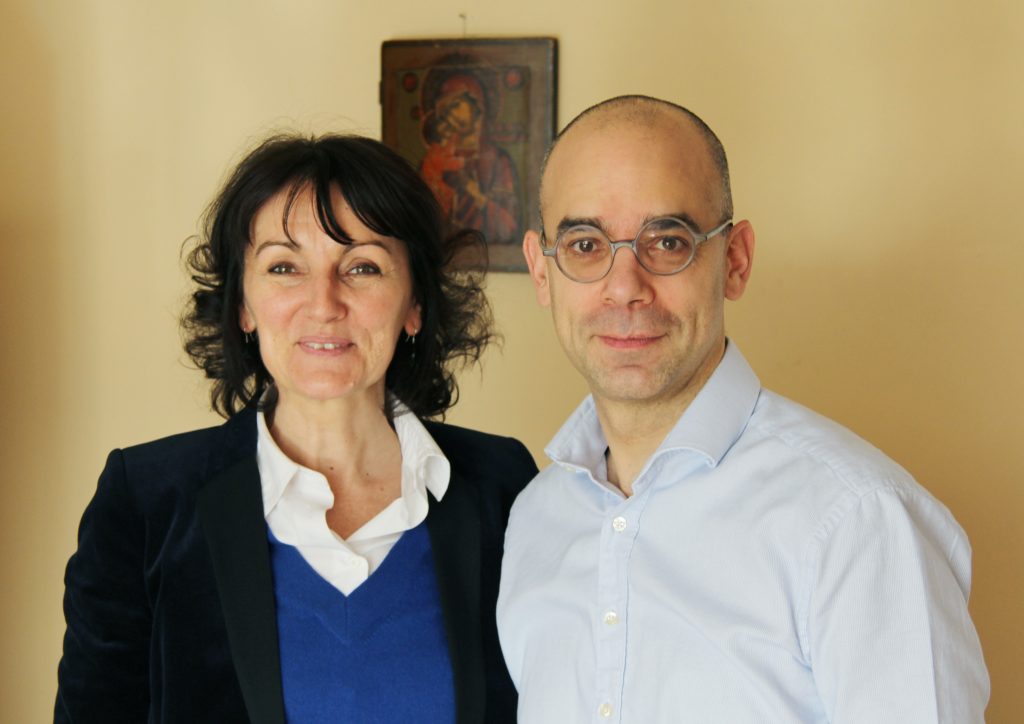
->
[2, 0, 1021, 720]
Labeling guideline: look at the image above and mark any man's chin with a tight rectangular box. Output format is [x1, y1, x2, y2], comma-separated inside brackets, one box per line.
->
[585, 369, 665, 404]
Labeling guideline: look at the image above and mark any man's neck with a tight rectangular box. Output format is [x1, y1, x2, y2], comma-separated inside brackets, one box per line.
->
[596, 396, 686, 497]
[595, 341, 726, 497]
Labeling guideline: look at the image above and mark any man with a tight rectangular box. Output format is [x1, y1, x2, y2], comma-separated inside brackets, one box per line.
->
[496, 95, 989, 723]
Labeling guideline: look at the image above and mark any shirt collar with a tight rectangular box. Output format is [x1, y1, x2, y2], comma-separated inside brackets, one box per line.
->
[257, 409, 299, 516]
[545, 340, 761, 476]
[393, 404, 451, 503]
[656, 340, 760, 467]
[256, 403, 451, 518]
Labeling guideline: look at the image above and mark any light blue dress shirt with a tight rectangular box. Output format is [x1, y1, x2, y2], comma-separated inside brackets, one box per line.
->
[497, 343, 988, 723]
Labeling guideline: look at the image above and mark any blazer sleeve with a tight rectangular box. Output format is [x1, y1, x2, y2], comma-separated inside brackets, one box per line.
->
[55, 449, 152, 723]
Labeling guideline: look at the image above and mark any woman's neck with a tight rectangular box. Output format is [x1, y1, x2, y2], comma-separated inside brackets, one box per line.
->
[268, 389, 405, 539]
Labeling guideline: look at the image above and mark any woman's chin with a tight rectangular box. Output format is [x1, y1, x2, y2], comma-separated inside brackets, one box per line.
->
[276, 376, 385, 409]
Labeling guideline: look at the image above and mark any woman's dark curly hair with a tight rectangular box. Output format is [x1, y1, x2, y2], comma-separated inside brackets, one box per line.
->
[182, 133, 494, 420]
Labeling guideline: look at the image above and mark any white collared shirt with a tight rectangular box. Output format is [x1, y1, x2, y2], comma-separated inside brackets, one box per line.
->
[498, 342, 989, 723]
[257, 406, 450, 596]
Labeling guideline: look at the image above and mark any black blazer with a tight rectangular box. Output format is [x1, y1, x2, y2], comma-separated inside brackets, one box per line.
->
[55, 408, 537, 723]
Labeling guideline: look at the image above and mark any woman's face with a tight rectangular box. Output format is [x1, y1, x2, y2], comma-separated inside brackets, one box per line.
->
[239, 186, 421, 410]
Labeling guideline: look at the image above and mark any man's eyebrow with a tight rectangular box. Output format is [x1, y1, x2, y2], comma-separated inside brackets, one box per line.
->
[650, 211, 702, 231]
[553, 212, 704, 238]
[554, 217, 604, 236]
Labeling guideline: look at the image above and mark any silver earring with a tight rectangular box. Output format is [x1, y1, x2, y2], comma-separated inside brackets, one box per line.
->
[408, 330, 417, 360]
[245, 331, 256, 344]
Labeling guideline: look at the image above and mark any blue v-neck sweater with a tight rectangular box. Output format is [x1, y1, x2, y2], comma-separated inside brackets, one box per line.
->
[268, 522, 455, 723]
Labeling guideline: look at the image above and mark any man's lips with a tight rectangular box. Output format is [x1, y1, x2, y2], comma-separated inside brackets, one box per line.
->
[581, 308, 678, 350]
[597, 334, 665, 349]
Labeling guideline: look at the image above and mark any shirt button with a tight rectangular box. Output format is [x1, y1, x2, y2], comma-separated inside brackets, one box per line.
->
[611, 516, 627, 532]
[603, 610, 619, 625]
[599, 702, 613, 718]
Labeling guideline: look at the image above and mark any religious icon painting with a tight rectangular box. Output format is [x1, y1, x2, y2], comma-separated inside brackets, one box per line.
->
[381, 37, 558, 271]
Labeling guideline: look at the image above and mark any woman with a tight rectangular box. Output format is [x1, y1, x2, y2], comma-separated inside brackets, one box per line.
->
[55, 134, 538, 723]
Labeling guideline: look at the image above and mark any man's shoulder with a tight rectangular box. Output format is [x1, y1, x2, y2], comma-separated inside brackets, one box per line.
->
[505, 456, 582, 524]
[744, 389, 918, 497]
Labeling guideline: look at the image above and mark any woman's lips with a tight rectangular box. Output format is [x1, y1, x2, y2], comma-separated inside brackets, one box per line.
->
[298, 337, 352, 353]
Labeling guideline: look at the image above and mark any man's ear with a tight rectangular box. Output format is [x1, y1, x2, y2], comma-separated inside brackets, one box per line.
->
[723, 220, 755, 301]
[523, 229, 552, 307]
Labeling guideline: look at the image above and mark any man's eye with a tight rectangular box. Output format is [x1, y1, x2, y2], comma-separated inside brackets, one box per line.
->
[650, 235, 692, 254]
[567, 237, 602, 254]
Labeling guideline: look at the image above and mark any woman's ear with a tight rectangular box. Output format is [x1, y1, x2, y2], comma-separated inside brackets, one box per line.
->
[404, 302, 423, 336]
[239, 303, 255, 333]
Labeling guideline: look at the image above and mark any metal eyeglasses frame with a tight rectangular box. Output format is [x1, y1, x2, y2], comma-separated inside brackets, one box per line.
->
[541, 217, 733, 283]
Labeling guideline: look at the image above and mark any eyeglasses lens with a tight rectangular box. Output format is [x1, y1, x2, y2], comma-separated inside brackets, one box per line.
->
[555, 219, 697, 282]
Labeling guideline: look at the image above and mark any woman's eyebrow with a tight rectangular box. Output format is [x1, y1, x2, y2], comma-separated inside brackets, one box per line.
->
[345, 239, 394, 255]
[252, 238, 300, 255]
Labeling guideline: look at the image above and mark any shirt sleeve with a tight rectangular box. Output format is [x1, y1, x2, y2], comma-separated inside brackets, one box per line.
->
[55, 449, 151, 722]
[806, 486, 989, 723]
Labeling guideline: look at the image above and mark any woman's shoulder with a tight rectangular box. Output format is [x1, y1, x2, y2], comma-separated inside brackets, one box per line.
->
[122, 407, 252, 454]
[423, 420, 530, 459]
[423, 420, 538, 483]
[74, 409, 258, 551]
[108, 409, 256, 491]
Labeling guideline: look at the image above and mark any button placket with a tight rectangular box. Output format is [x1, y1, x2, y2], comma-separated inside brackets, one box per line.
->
[593, 486, 651, 723]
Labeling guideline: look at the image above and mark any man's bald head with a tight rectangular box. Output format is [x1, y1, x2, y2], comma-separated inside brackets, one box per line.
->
[538, 95, 733, 232]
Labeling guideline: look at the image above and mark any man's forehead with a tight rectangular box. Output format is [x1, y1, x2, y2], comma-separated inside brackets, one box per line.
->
[540, 113, 718, 229]
[549, 105, 705, 163]
[544, 113, 711, 187]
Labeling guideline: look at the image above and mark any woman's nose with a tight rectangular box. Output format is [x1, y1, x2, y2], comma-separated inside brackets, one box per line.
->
[308, 274, 347, 321]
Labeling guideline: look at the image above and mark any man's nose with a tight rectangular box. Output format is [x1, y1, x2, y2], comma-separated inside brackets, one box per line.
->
[601, 245, 654, 306]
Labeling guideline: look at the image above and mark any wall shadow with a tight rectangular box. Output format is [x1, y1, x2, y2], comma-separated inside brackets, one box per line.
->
[0, 3, 63, 719]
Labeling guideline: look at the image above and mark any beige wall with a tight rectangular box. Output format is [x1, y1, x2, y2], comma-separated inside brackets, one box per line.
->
[2, 0, 1021, 720]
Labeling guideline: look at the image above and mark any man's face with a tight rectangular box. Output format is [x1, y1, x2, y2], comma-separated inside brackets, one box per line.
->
[524, 115, 753, 411]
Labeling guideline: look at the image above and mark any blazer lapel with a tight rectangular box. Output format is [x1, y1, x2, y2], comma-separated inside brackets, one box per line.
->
[427, 470, 485, 724]
[198, 454, 286, 724]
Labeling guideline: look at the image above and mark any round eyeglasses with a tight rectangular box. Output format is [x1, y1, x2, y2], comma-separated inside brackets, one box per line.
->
[541, 217, 733, 283]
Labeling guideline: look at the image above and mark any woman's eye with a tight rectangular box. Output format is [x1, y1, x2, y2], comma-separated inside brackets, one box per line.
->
[268, 262, 296, 274]
[348, 262, 381, 276]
